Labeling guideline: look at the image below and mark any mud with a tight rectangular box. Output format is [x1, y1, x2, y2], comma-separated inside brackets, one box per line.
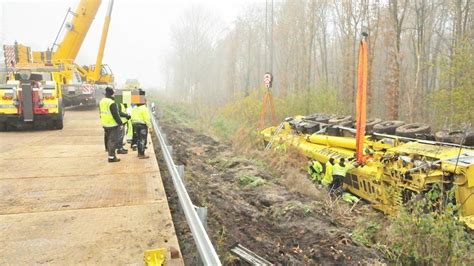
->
[155, 121, 383, 265]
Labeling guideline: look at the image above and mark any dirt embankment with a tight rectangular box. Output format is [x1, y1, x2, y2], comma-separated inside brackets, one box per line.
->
[155, 122, 384, 265]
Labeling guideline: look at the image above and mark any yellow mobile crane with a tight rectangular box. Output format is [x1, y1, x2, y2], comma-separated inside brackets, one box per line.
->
[0, 0, 115, 129]
[27, 0, 114, 106]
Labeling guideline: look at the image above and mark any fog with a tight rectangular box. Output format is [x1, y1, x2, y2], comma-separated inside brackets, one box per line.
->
[0, 0, 258, 88]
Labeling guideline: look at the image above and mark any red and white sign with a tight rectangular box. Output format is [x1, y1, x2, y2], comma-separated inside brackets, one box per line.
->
[81, 83, 95, 95]
[3, 45, 16, 71]
[263, 72, 272, 88]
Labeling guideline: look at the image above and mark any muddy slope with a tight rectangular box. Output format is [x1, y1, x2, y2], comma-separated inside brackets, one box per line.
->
[155, 122, 383, 265]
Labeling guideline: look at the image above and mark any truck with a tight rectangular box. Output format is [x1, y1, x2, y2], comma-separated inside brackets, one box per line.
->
[0, 66, 64, 130]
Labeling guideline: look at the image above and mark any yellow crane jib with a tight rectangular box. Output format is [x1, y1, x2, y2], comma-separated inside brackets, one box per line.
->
[52, 0, 102, 63]
[91, 0, 114, 82]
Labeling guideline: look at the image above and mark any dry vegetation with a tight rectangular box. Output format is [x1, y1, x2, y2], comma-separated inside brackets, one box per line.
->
[152, 94, 473, 264]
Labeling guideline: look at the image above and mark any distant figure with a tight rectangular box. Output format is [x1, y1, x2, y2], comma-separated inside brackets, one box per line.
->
[322, 158, 335, 187]
[99, 87, 127, 163]
[131, 99, 152, 159]
[116, 102, 131, 153]
[308, 160, 323, 183]
[126, 104, 134, 143]
[330, 158, 356, 193]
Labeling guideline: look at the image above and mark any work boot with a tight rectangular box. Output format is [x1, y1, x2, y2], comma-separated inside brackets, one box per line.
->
[117, 149, 128, 154]
[138, 154, 150, 159]
[108, 157, 121, 163]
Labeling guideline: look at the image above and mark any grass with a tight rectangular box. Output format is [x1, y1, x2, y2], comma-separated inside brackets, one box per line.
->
[237, 174, 266, 187]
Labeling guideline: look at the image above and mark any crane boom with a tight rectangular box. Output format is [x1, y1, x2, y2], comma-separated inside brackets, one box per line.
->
[52, 0, 102, 63]
[92, 0, 114, 81]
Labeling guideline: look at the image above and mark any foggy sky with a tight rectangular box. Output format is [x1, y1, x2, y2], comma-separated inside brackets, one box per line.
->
[0, 0, 258, 88]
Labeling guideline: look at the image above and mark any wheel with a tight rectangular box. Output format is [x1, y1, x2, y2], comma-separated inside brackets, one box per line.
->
[303, 121, 320, 134]
[0, 122, 6, 131]
[365, 118, 382, 132]
[328, 115, 353, 125]
[436, 130, 474, 146]
[53, 118, 63, 130]
[305, 113, 334, 124]
[326, 126, 341, 136]
[373, 120, 405, 135]
[395, 123, 431, 138]
[295, 121, 306, 134]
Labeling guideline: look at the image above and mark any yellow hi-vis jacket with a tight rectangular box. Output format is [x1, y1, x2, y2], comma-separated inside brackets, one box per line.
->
[308, 160, 323, 182]
[332, 162, 355, 176]
[119, 103, 128, 124]
[99, 97, 118, 127]
[321, 161, 334, 186]
[131, 105, 152, 128]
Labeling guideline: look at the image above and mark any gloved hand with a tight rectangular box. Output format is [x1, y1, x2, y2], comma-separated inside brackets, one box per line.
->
[126, 115, 131, 120]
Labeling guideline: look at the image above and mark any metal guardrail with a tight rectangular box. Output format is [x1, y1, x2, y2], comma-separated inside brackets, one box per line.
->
[148, 104, 221, 266]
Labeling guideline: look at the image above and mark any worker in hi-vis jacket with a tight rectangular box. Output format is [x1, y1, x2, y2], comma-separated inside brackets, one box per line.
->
[99, 87, 128, 163]
[131, 98, 152, 159]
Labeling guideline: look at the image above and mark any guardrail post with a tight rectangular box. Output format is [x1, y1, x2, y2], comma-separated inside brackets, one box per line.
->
[195, 206, 208, 266]
[176, 165, 185, 186]
[195, 207, 208, 232]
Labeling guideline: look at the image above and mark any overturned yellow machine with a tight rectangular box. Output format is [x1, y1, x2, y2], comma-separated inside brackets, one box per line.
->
[262, 116, 474, 229]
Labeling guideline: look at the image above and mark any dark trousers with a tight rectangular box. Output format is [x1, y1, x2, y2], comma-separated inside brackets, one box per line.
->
[133, 123, 148, 155]
[118, 124, 126, 149]
[330, 175, 344, 193]
[104, 126, 120, 157]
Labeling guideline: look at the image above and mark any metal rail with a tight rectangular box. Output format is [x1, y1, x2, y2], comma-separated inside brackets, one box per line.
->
[149, 104, 221, 266]
[230, 243, 273, 265]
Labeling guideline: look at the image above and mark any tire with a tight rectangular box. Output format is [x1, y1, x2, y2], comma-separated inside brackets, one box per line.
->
[326, 126, 341, 136]
[289, 120, 299, 129]
[328, 115, 353, 125]
[435, 130, 452, 143]
[373, 120, 405, 135]
[365, 118, 382, 132]
[0, 122, 6, 131]
[303, 122, 320, 134]
[53, 118, 63, 130]
[295, 121, 305, 134]
[395, 123, 431, 138]
[436, 130, 474, 146]
[305, 113, 333, 124]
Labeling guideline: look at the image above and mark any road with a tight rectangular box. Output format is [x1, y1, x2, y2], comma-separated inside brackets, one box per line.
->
[0, 107, 182, 265]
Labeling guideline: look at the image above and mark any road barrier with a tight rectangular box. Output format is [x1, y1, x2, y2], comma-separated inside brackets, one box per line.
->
[149, 104, 221, 265]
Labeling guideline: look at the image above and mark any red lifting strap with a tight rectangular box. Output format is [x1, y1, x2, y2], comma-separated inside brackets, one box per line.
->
[355, 39, 368, 164]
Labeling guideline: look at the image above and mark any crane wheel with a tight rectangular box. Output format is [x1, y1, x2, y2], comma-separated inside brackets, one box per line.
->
[328, 115, 353, 125]
[373, 120, 405, 134]
[365, 118, 382, 132]
[305, 113, 334, 123]
[435, 130, 474, 146]
[395, 123, 431, 138]
[302, 121, 320, 134]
